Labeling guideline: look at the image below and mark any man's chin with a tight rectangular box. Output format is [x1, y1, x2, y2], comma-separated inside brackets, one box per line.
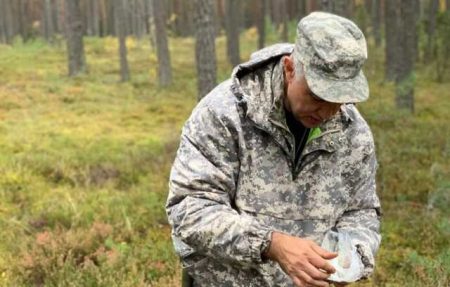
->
[300, 117, 322, 128]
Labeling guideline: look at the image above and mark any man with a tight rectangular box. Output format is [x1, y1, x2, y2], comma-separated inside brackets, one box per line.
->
[166, 12, 381, 287]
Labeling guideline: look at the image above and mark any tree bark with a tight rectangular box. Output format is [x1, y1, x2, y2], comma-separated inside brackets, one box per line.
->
[280, 0, 289, 42]
[225, 0, 241, 67]
[93, 0, 100, 36]
[173, 0, 194, 36]
[146, 0, 156, 48]
[371, 0, 381, 47]
[306, 0, 320, 13]
[333, 0, 348, 17]
[43, 0, 55, 42]
[257, 0, 266, 49]
[425, 0, 439, 59]
[385, 0, 400, 81]
[85, 0, 93, 35]
[98, 0, 108, 36]
[321, 0, 333, 12]
[193, 0, 217, 101]
[65, 0, 86, 76]
[85, 0, 100, 36]
[297, 0, 306, 19]
[107, 0, 115, 36]
[135, 0, 145, 39]
[0, 0, 14, 43]
[153, 0, 172, 86]
[0, 0, 7, 43]
[395, 0, 417, 112]
[50, 0, 59, 34]
[115, 0, 130, 81]
[16, 0, 29, 41]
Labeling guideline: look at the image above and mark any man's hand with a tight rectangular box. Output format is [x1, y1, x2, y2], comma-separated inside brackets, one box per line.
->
[264, 231, 338, 287]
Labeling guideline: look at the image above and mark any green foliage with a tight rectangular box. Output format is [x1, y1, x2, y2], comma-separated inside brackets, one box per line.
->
[0, 30, 449, 286]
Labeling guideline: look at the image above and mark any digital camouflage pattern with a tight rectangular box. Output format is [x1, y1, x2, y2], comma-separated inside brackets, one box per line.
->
[166, 41, 381, 286]
[293, 12, 369, 104]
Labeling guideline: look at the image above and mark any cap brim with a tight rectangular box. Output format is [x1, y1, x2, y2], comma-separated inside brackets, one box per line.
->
[303, 64, 369, 104]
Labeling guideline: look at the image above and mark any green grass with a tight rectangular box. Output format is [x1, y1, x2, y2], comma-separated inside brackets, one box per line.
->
[0, 29, 449, 286]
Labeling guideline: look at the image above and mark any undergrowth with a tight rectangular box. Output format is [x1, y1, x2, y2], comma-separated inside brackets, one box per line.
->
[0, 29, 448, 286]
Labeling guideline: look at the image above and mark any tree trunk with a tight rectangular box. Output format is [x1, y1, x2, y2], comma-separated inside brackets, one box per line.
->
[93, 0, 100, 36]
[425, 0, 439, 59]
[371, 0, 381, 47]
[85, 0, 100, 36]
[50, 0, 59, 34]
[146, 0, 156, 48]
[17, 0, 30, 41]
[85, 0, 93, 35]
[173, 0, 194, 36]
[65, 0, 86, 76]
[321, 0, 333, 12]
[297, 0, 306, 19]
[135, 0, 145, 39]
[56, 0, 66, 37]
[115, 0, 130, 81]
[193, 0, 217, 101]
[225, 0, 241, 67]
[99, 0, 108, 36]
[395, 0, 417, 112]
[43, 0, 55, 42]
[0, 0, 14, 44]
[6, 0, 14, 41]
[271, 0, 281, 26]
[280, 0, 289, 42]
[385, 0, 400, 81]
[153, 0, 172, 86]
[333, 0, 348, 17]
[107, 0, 115, 36]
[257, 0, 266, 49]
[306, 0, 320, 13]
[0, 0, 7, 43]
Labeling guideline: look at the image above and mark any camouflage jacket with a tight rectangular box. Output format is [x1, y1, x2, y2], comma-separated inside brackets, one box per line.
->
[166, 44, 381, 287]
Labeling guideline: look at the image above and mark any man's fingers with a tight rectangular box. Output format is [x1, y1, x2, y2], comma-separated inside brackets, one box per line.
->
[311, 244, 338, 259]
[292, 276, 303, 287]
[298, 270, 330, 287]
[304, 262, 332, 280]
[309, 255, 336, 274]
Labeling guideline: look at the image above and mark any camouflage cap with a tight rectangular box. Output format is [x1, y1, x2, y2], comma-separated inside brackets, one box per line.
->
[293, 12, 369, 103]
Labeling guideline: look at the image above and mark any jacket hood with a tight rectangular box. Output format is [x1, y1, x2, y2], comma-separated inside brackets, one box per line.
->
[232, 43, 294, 81]
[230, 44, 293, 132]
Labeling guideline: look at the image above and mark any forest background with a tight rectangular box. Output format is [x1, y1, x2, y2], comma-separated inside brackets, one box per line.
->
[0, 0, 449, 286]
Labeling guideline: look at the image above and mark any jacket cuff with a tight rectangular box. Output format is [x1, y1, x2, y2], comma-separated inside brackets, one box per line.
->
[356, 243, 375, 279]
[248, 225, 273, 264]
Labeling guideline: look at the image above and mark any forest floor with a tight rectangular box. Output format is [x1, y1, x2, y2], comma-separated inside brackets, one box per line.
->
[0, 30, 449, 286]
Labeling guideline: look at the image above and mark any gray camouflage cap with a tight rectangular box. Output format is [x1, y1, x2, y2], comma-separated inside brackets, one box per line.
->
[293, 12, 369, 103]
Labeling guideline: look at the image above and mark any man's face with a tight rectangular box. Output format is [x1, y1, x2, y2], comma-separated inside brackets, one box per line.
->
[283, 57, 342, 128]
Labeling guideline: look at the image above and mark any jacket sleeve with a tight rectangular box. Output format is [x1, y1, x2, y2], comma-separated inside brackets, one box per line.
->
[166, 103, 272, 267]
[336, 120, 382, 279]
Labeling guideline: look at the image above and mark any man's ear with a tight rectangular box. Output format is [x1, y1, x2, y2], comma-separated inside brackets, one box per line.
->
[282, 55, 295, 83]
